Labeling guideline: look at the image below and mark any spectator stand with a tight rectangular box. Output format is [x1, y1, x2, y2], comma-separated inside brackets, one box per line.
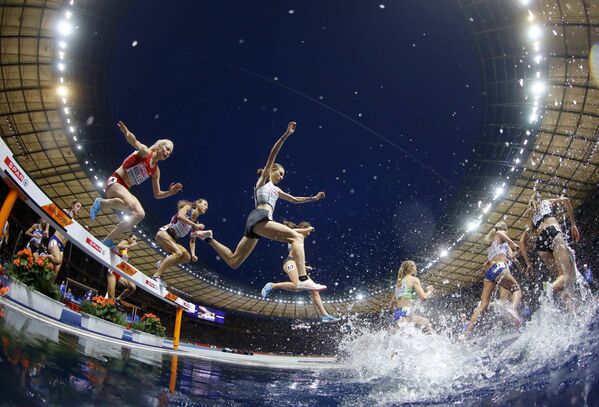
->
[63, 278, 97, 312]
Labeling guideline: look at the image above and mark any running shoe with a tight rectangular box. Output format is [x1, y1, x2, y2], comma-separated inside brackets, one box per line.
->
[90, 198, 102, 221]
[191, 230, 213, 241]
[296, 279, 327, 291]
[114, 299, 124, 312]
[156, 260, 162, 270]
[321, 315, 340, 323]
[261, 282, 273, 298]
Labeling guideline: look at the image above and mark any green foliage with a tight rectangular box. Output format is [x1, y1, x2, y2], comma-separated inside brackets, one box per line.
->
[132, 313, 166, 337]
[6, 248, 60, 300]
[81, 296, 127, 326]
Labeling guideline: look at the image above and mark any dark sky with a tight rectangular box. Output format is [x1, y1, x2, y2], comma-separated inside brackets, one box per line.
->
[107, 0, 482, 294]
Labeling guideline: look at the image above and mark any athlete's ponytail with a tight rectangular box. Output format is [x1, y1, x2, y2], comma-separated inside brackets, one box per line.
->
[528, 191, 541, 214]
[485, 221, 508, 243]
[396, 260, 416, 284]
[177, 200, 192, 210]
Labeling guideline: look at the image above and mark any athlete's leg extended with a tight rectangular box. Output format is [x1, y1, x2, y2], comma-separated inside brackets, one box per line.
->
[47, 244, 64, 283]
[466, 279, 495, 336]
[552, 234, 576, 296]
[310, 291, 328, 317]
[155, 231, 191, 277]
[103, 184, 145, 241]
[207, 236, 258, 270]
[253, 220, 308, 278]
[106, 272, 116, 298]
[272, 259, 300, 291]
[498, 270, 521, 310]
[117, 279, 136, 301]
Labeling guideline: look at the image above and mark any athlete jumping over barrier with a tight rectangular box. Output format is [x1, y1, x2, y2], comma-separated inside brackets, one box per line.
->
[197, 122, 326, 291]
[90, 121, 183, 248]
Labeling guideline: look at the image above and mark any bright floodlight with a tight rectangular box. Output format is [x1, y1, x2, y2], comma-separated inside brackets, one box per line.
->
[96, 181, 104, 187]
[58, 41, 67, 49]
[57, 63, 65, 72]
[482, 203, 491, 214]
[494, 186, 504, 200]
[531, 81, 545, 95]
[520, 0, 530, 5]
[56, 86, 68, 97]
[528, 25, 542, 40]
[529, 113, 539, 123]
[466, 218, 481, 232]
[69, 126, 75, 133]
[440, 249, 449, 258]
[57, 20, 73, 36]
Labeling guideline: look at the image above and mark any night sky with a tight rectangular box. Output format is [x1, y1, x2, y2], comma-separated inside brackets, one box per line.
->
[107, 0, 482, 294]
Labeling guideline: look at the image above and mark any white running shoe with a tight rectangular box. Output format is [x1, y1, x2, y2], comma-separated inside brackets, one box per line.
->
[156, 260, 162, 269]
[296, 279, 327, 291]
[191, 230, 213, 241]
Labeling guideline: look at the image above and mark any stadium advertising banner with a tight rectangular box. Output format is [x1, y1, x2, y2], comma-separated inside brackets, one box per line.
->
[185, 304, 225, 325]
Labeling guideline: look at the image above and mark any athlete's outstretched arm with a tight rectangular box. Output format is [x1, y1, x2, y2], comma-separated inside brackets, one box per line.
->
[551, 197, 580, 242]
[151, 167, 183, 200]
[117, 121, 151, 157]
[189, 236, 197, 262]
[277, 190, 325, 204]
[519, 227, 533, 274]
[175, 204, 203, 229]
[496, 230, 519, 251]
[257, 122, 296, 186]
[117, 239, 137, 250]
[413, 278, 434, 300]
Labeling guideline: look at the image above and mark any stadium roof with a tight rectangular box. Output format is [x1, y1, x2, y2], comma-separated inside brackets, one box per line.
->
[0, 0, 597, 317]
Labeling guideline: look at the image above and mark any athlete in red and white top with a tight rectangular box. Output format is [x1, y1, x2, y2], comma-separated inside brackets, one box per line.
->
[152, 198, 210, 286]
[90, 121, 183, 247]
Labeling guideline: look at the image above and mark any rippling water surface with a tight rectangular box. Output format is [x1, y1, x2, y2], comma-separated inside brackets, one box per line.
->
[1, 292, 598, 406]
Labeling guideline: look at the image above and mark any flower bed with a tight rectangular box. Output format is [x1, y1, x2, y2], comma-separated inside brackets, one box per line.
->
[80, 296, 126, 339]
[131, 313, 166, 346]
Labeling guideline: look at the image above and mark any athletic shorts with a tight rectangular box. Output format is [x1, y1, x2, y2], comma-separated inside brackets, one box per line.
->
[107, 269, 121, 282]
[485, 262, 508, 283]
[393, 307, 412, 321]
[48, 236, 65, 252]
[244, 208, 272, 239]
[105, 172, 128, 193]
[536, 225, 561, 253]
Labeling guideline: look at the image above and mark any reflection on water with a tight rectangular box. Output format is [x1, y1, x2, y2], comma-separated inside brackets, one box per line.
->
[1, 298, 599, 406]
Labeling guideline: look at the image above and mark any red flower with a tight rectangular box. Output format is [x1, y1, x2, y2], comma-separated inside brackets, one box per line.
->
[0, 287, 9, 296]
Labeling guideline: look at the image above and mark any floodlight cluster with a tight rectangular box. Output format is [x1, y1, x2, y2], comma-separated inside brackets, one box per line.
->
[418, 0, 547, 280]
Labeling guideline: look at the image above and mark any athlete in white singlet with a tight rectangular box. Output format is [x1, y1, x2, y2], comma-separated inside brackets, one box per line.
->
[466, 221, 521, 336]
[199, 122, 326, 291]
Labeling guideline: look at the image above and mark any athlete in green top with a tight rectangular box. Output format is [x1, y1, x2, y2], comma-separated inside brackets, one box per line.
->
[389, 260, 435, 332]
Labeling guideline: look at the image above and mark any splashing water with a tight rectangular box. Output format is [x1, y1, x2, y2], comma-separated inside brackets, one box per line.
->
[337, 289, 599, 405]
